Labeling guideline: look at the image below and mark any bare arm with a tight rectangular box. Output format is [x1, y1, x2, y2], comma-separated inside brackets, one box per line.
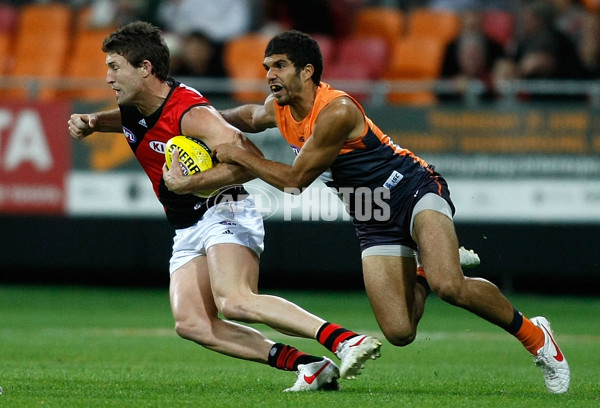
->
[214, 98, 363, 192]
[68, 109, 122, 140]
[219, 95, 277, 133]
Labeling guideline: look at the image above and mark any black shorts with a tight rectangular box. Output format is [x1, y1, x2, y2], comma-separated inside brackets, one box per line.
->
[353, 172, 455, 252]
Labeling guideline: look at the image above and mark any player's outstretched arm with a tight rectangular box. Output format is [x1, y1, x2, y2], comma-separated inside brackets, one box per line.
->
[68, 109, 123, 140]
[215, 98, 357, 192]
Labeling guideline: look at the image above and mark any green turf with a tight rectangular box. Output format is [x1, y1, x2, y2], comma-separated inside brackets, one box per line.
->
[0, 285, 598, 407]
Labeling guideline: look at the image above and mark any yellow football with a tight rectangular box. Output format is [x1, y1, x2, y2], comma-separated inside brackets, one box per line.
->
[165, 136, 216, 198]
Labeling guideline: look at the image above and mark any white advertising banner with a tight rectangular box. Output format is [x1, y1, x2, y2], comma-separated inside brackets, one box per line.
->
[67, 171, 600, 224]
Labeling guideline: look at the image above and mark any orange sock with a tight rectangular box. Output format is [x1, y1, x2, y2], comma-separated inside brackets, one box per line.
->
[514, 317, 545, 355]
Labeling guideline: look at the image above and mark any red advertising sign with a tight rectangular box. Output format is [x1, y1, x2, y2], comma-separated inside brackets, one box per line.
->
[0, 101, 70, 214]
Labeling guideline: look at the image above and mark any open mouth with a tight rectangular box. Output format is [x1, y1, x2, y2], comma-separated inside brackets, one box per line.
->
[270, 84, 283, 94]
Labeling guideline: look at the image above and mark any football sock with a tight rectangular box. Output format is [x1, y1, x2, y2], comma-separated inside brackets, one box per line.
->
[316, 322, 358, 353]
[505, 308, 545, 355]
[267, 343, 322, 371]
[416, 265, 431, 296]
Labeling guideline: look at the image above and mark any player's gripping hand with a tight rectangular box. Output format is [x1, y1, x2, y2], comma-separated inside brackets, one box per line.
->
[68, 113, 98, 140]
[162, 147, 192, 195]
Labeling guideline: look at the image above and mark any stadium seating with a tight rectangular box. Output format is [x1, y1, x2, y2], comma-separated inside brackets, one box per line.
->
[61, 26, 116, 102]
[383, 35, 446, 105]
[4, 2, 73, 101]
[222, 33, 271, 102]
[407, 8, 461, 45]
[325, 36, 389, 80]
[351, 7, 404, 55]
[310, 33, 336, 68]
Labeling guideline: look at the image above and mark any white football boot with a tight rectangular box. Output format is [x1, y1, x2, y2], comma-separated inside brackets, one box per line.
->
[459, 246, 480, 268]
[335, 335, 382, 379]
[284, 357, 339, 392]
[531, 316, 570, 394]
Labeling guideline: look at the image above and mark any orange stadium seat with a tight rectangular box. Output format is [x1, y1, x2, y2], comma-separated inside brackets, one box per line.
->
[222, 33, 271, 102]
[384, 35, 446, 105]
[4, 2, 74, 101]
[407, 8, 460, 45]
[61, 27, 116, 102]
[351, 7, 404, 54]
[0, 32, 12, 76]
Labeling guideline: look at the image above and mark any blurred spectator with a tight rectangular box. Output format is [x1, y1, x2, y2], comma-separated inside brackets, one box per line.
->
[169, 31, 225, 78]
[428, 0, 515, 12]
[578, 9, 600, 77]
[440, 8, 507, 100]
[157, 0, 254, 84]
[549, 0, 585, 44]
[85, 0, 160, 27]
[261, 0, 336, 36]
[499, 0, 586, 80]
[428, 0, 485, 12]
[157, 0, 252, 42]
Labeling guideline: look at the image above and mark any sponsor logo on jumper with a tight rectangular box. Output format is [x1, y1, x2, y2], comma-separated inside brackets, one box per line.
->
[383, 170, 403, 189]
[139, 118, 147, 128]
[149, 141, 166, 154]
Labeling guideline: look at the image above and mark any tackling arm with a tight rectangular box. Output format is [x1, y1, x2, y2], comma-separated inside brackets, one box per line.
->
[215, 98, 358, 192]
[162, 105, 264, 195]
[219, 95, 278, 133]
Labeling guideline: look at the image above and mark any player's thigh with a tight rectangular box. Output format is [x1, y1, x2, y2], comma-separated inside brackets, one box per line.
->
[412, 209, 462, 285]
[169, 255, 218, 321]
[206, 243, 260, 299]
[362, 254, 418, 330]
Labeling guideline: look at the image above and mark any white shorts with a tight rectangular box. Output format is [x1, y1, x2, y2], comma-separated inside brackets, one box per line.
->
[169, 198, 265, 276]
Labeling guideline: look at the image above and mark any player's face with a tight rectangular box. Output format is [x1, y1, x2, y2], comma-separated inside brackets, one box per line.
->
[263, 54, 304, 106]
[105, 52, 144, 105]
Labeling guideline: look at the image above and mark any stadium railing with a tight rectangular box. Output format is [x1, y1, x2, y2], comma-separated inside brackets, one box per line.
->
[2, 77, 600, 108]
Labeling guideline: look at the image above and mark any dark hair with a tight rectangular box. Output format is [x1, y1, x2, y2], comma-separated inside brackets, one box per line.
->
[102, 21, 170, 81]
[265, 30, 323, 85]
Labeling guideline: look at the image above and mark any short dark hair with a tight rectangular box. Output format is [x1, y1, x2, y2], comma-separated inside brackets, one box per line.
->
[102, 21, 170, 81]
[265, 30, 323, 85]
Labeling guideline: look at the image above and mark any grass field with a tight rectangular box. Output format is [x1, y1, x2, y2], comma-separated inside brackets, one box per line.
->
[0, 285, 598, 407]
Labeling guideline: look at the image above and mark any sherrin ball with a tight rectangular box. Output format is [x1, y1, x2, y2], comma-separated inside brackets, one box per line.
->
[165, 135, 216, 198]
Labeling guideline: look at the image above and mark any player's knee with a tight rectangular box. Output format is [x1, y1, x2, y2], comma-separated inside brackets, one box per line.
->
[430, 278, 463, 305]
[215, 295, 254, 322]
[174, 316, 211, 343]
[382, 326, 417, 347]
